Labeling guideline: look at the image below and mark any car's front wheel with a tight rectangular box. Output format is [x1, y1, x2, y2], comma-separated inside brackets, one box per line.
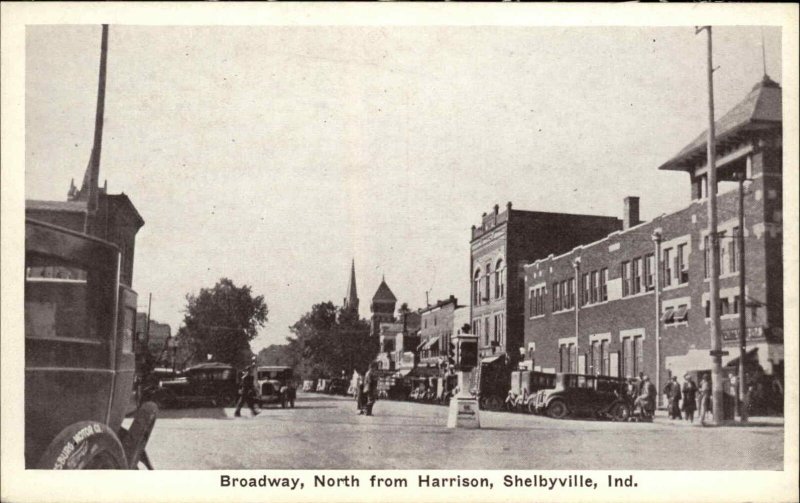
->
[484, 395, 504, 411]
[546, 399, 569, 419]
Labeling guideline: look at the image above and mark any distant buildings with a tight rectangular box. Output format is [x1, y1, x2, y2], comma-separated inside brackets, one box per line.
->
[418, 296, 461, 370]
[135, 313, 172, 365]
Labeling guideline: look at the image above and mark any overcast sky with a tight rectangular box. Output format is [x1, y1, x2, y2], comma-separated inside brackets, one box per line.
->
[25, 25, 781, 350]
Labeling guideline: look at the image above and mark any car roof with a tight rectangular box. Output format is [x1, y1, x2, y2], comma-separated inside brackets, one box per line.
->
[257, 366, 292, 371]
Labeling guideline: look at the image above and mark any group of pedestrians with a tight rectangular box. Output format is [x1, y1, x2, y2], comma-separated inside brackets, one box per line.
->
[663, 373, 713, 425]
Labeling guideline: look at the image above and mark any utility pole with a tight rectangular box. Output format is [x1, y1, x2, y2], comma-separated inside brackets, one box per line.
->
[572, 258, 581, 370]
[145, 292, 152, 350]
[737, 173, 749, 422]
[696, 25, 724, 426]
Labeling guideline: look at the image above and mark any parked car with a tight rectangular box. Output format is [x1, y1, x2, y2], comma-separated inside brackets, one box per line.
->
[477, 354, 512, 411]
[506, 370, 557, 413]
[255, 366, 296, 408]
[327, 378, 349, 396]
[532, 373, 631, 420]
[154, 362, 238, 408]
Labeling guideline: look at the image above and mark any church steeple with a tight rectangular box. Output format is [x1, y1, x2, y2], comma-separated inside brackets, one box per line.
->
[343, 259, 359, 315]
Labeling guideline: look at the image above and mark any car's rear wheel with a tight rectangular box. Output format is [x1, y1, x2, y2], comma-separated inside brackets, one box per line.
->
[546, 399, 569, 419]
[610, 402, 630, 422]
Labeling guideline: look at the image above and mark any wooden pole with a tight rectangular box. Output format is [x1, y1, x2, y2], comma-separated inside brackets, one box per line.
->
[697, 25, 724, 426]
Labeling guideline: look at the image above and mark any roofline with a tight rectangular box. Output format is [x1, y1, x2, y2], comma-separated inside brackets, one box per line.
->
[105, 192, 145, 227]
[25, 199, 88, 214]
[658, 120, 782, 172]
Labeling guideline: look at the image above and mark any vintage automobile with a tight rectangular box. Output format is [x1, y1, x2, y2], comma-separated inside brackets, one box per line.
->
[255, 366, 296, 408]
[25, 219, 157, 469]
[506, 370, 557, 413]
[154, 362, 238, 408]
[477, 354, 513, 411]
[531, 373, 631, 420]
[327, 377, 349, 396]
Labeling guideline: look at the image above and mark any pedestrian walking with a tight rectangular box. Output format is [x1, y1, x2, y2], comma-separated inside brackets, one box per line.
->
[362, 362, 378, 416]
[354, 372, 365, 415]
[681, 374, 698, 423]
[665, 376, 682, 420]
[234, 364, 259, 417]
[699, 374, 712, 425]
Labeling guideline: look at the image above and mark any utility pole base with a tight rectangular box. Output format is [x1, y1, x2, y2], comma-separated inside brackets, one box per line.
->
[447, 396, 481, 429]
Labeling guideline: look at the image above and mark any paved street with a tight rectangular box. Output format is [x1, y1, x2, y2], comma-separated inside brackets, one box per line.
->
[144, 392, 783, 470]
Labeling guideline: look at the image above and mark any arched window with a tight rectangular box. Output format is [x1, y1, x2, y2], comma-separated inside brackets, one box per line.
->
[495, 259, 505, 299]
[473, 268, 482, 306]
[485, 263, 492, 301]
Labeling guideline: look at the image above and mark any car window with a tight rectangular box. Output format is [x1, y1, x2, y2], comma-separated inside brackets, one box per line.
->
[25, 254, 104, 341]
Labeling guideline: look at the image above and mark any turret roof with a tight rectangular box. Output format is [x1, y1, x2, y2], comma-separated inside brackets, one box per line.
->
[372, 278, 397, 303]
[659, 76, 782, 172]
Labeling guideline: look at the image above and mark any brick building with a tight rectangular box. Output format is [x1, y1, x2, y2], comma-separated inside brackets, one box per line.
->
[523, 76, 783, 397]
[417, 296, 461, 372]
[470, 202, 622, 364]
[135, 313, 172, 364]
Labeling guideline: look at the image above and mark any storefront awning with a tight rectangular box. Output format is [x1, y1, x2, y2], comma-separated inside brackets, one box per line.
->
[482, 355, 502, 364]
[666, 347, 760, 378]
[416, 340, 427, 351]
[422, 336, 440, 350]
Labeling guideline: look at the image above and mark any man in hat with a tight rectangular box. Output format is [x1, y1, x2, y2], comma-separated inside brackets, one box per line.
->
[362, 361, 378, 416]
[234, 361, 259, 417]
[664, 375, 682, 420]
[682, 374, 698, 423]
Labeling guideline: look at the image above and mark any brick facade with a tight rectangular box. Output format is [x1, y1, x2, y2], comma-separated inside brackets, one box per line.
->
[418, 296, 460, 370]
[470, 202, 622, 364]
[523, 78, 783, 396]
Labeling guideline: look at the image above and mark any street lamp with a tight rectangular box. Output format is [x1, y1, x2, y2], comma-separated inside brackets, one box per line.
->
[735, 170, 753, 422]
[652, 230, 663, 406]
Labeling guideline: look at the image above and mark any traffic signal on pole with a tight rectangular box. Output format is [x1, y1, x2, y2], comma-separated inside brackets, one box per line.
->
[458, 339, 478, 370]
[448, 341, 456, 367]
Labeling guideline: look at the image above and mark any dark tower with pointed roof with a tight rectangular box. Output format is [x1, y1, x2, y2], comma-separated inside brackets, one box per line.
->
[343, 259, 359, 316]
[370, 276, 397, 337]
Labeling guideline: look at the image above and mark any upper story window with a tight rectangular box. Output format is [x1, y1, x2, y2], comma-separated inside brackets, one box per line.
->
[494, 259, 505, 299]
[676, 243, 689, 284]
[473, 269, 482, 306]
[600, 268, 608, 301]
[644, 253, 655, 291]
[663, 248, 672, 287]
[621, 261, 631, 297]
[484, 263, 492, 302]
[632, 257, 642, 294]
[581, 273, 590, 306]
[552, 282, 561, 311]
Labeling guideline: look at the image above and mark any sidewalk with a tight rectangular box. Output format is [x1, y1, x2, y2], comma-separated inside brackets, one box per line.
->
[652, 409, 784, 427]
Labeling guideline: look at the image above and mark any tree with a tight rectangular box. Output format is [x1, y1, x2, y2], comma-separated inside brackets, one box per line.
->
[285, 302, 376, 379]
[181, 278, 268, 367]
